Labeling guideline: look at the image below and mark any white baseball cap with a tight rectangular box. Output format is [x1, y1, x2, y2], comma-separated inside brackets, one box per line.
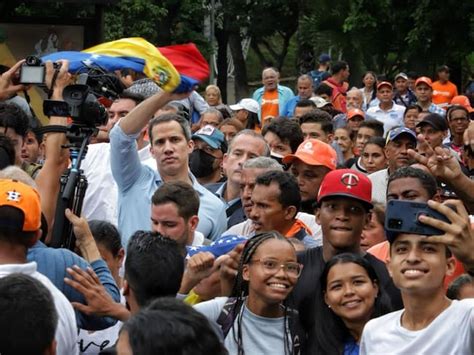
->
[229, 98, 260, 114]
[310, 96, 331, 108]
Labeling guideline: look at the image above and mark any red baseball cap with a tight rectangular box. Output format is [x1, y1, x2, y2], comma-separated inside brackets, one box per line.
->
[377, 81, 393, 91]
[347, 109, 365, 120]
[415, 76, 433, 88]
[283, 139, 337, 170]
[317, 169, 373, 209]
[0, 179, 41, 232]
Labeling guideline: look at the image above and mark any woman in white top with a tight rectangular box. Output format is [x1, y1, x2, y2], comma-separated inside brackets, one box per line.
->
[359, 71, 377, 111]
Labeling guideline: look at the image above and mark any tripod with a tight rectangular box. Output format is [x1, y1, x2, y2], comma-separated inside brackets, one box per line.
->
[50, 125, 96, 250]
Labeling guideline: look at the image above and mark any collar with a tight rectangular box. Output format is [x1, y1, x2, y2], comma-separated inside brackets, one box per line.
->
[31, 240, 47, 249]
[189, 172, 207, 197]
[0, 261, 37, 276]
[215, 182, 227, 198]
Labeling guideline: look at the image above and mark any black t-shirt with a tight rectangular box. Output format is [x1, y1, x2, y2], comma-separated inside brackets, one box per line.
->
[292, 246, 403, 334]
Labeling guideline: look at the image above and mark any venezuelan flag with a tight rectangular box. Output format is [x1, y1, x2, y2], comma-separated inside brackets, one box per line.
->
[42, 38, 209, 93]
[42, 51, 145, 73]
[158, 43, 209, 93]
[84, 37, 181, 92]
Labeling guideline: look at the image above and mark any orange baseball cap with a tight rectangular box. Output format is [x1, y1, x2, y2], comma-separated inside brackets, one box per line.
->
[282, 139, 337, 170]
[450, 95, 474, 113]
[377, 81, 393, 91]
[0, 179, 41, 232]
[415, 76, 433, 88]
[347, 108, 365, 120]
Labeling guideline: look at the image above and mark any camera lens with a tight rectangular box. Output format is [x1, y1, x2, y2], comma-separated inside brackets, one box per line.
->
[388, 219, 402, 229]
[25, 56, 41, 66]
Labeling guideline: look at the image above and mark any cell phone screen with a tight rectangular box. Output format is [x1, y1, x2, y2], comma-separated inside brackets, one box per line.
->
[19, 66, 45, 84]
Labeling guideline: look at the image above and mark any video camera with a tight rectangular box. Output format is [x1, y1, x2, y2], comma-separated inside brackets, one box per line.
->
[23, 55, 121, 250]
[21, 56, 121, 129]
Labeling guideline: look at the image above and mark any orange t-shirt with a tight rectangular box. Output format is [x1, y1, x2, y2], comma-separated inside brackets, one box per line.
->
[367, 240, 465, 290]
[432, 81, 458, 107]
[261, 90, 279, 121]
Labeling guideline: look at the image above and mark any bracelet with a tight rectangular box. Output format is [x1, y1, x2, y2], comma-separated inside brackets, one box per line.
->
[39, 125, 68, 134]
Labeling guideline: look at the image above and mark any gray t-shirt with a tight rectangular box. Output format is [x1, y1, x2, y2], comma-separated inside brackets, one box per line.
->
[194, 297, 292, 355]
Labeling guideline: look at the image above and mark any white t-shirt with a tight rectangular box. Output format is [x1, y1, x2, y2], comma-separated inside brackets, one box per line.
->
[360, 299, 474, 355]
[82, 142, 152, 225]
[77, 293, 125, 354]
[0, 262, 78, 355]
[368, 168, 389, 206]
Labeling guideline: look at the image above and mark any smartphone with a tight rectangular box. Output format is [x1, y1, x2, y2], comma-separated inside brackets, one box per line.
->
[19, 65, 45, 84]
[385, 200, 451, 237]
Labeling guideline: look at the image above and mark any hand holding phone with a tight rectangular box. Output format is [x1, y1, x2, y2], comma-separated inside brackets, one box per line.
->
[385, 200, 451, 239]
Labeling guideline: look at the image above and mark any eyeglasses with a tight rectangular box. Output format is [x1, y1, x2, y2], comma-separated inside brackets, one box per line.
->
[250, 258, 303, 277]
[449, 116, 469, 122]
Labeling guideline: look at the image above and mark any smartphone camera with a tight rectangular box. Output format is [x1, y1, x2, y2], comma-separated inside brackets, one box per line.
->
[387, 218, 403, 230]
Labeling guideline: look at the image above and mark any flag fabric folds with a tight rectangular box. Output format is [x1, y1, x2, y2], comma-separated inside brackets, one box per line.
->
[42, 51, 145, 73]
[158, 43, 209, 93]
[186, 235, 247, 258]
[84, 37, 180, 92]
[42, 38, 209, 93]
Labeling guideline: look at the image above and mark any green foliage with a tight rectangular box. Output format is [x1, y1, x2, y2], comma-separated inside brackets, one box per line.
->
[299, 0, 474, 81]
[103, 0, 167, 42]
[104, 0, 211, 57]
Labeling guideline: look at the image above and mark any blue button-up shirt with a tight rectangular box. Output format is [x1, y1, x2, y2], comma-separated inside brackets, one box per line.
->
[110, 124, 227, 247]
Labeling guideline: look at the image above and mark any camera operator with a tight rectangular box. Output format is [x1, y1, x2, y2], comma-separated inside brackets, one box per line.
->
[25, 59, 121, 332]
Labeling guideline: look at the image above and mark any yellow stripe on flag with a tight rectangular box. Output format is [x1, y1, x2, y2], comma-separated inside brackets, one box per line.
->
[84, 37, 180, 92]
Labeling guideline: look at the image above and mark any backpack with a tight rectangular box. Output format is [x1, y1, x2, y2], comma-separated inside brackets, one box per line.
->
[309, 70, 328, 90]
[216, 297, 303, 355]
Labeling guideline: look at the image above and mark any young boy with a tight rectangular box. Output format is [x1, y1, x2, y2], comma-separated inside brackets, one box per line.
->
[360, 199, 474, 354]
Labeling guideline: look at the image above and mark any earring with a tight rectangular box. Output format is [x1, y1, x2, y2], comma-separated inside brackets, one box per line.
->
[327, 304, 331, 308]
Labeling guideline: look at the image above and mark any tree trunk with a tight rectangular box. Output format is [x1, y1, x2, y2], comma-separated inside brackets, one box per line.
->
[215, 26, 229, 103]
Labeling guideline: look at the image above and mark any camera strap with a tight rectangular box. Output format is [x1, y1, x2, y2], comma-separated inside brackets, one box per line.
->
[48, 68, 61, 99]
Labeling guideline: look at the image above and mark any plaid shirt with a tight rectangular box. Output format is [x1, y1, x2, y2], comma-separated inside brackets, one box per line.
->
[428, 102, 446, 116]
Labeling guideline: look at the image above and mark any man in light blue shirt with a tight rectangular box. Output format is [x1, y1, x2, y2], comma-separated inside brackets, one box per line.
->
[282, 74, 314, 117]
[110, 91, 226, 246]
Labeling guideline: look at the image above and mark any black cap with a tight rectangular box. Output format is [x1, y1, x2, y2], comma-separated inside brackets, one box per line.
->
[416, 113, 448, 131]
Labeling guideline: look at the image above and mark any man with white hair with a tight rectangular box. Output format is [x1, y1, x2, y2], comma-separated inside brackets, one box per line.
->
[252, 67, 294, 122]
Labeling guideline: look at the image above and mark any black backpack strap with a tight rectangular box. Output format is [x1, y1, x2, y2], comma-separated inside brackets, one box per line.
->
[216, 297, 241, 339]
[292, 228, 307, 241]
[285, 306, 303, 355]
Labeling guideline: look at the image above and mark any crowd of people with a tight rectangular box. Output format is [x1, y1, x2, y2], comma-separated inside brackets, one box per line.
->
[0, 51, 473, 355]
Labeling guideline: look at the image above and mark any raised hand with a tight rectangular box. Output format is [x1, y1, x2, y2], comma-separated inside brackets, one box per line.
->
[65, 265, 130, 321]
[0, 59, 27, 100]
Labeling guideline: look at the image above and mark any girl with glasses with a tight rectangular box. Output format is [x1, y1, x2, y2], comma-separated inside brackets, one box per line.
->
[194, 232, 304, 355]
